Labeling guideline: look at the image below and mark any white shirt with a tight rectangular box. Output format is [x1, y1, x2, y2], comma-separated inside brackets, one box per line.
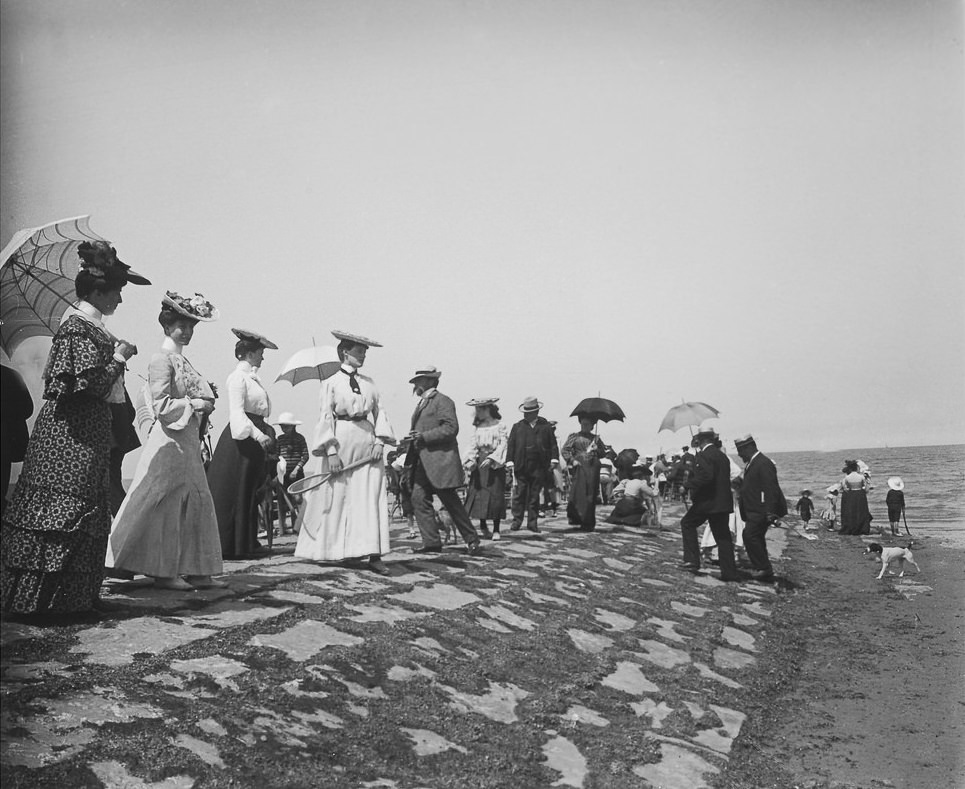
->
[226, 360, 271, 441]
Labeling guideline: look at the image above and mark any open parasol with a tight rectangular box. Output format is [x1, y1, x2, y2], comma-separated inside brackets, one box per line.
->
[0, 215, 108, 356]
[570, 397, 626, 423]
[658, 401, 720, 434]
[274, 345, 341, 385]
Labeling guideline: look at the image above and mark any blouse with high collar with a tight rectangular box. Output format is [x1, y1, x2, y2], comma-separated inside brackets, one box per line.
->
[226, 360, 271, 441]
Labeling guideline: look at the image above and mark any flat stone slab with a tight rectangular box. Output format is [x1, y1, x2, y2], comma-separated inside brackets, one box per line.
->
[632, 740, 720, 788]
[562, 705, 609, 727]
[566, 629, 614, 654]
[602, 661, 659, 694]
[170, 656, 248, 688]
[542, 735, 588, 788]
[636, 639, 692, 669]
[389, 584, 480, 610]
[188, 603, 292, 629]
[721, 626, 757, 651]
[249, 620, 363, 661]
[71, 619, 219, 667]
[603, 558, 634, 572]
[631, 698, 674, 728]
[262, 590, 322, 604]
[387, 664, 437, 682]
[496, 542, 545, 554]
[523, 589, 571, 607]
[647, 617, 689, 643]
[90, 761, 195, 788]
[693, 705, 747, 754]
[694, 661, 742, 689]
[671, 601, 710, 618]
[478, 605, 538, 631]
[594, 608, 636, 632]
[344, 604, 431, 624]
[401, 728, 467, 756]
[495, 568, 540, 578]
[172, 733, 225, 768]
[713, 647, 756, 670]
[443, 681, 530, 723]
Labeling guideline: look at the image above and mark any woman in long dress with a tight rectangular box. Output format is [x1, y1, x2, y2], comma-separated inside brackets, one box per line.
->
[462, 398, 508, 540]
[106, 293, 226, 589]
[295, 331, 395, 575]
[838, 459, 872, 535]
[206, 329, 278, 559]
[1, 241, 146, 614]
[562, 417, 616, 532]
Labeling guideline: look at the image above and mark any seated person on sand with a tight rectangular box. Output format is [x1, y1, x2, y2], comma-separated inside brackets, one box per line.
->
[606, 463, 660, 527]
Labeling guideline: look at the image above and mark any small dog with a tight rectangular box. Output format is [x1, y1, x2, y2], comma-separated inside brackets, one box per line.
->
[865, 542, 920, 579]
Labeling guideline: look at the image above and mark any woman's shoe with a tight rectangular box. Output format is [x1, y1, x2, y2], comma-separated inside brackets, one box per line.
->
[185, 575, 228, 589]
[153, 577, 194, 591]
[491, 532, 501, 541]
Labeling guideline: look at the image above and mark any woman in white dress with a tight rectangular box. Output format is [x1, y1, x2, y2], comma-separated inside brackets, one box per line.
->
[107, 293, 225, 590]
[295, 331, 396, 575]
[462, 398, 508, 540]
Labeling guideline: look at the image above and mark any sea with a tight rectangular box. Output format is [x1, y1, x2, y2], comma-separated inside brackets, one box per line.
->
[768, 444, 965, 548]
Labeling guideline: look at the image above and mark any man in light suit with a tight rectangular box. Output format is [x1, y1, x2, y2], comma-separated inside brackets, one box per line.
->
[735, 434, 787, 582]
[679, 426, 738, 581]
[405, 367, 481, 555]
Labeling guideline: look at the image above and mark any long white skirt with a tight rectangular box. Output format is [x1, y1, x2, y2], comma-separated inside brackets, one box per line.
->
[294, 419, 390, 561]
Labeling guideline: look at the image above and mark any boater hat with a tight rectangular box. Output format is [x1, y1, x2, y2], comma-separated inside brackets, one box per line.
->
[409, 366, 442, 384]
[734, 434, 757, 449]
[694, 426, 718, 440]
[231, 328, 278, 349]
[273, 412, 302, 426]
[466, 397, 499, 407]
[519, 396, 543, 412]
[331, 329, 382, 348]
[162, 291, 219, 322]
[887, 476, 905, 491]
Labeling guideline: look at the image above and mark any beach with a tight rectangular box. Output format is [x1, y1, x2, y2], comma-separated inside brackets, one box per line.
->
[1, 495, 962, 788]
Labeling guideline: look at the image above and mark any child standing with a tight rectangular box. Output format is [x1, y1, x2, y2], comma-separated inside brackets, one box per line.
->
[886, 477, 906, 536]
[821, 487, 838, 530]
[795, 489, 815, 530]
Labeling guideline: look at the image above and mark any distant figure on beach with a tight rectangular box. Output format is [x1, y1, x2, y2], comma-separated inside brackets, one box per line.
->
[462, 398, 508, 540]
[838, 459, 872, 535]
[795, 490, 815, 530]
[886, 477, 906, 536]
[505, 396, 558, 533]
[820, 487, 838, 530]
[734, 434, 787, 582]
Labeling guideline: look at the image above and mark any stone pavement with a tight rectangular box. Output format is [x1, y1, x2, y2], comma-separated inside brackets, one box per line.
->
[1, 506, 790, 788]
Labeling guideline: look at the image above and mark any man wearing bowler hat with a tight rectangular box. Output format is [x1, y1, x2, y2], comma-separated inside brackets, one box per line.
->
[679, 426, 738, 580]
[734, 434, 786, 582]
[505, 396, 559, 532]
[405, 367, 481, 555]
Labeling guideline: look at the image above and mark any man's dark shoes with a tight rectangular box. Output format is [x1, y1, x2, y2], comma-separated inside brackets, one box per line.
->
[368, 559, 391, 576]
[466, 540, 482, 556]
[526, 522, 540, 533]
[412, 545, 443, 554]
[678, 562, 700, 573]
[510, 522, 523, 532]
[750, 569, 775, 583]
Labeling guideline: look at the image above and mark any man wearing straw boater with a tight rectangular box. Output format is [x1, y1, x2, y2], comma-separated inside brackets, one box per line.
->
[405, 366, 482, 555]
[505, 396, 559, 533]
[293, 331, 396, 576]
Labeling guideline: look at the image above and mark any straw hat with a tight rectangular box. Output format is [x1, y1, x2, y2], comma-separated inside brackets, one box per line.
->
[274, 412, 302, 426]
[519, 396, 543, 412]
[888, 476, 905, 491]
[331, 329, 382, 348]
[466, 397, 499, 407]
[162, 291, 219, 322]
[231, 328, 278, 349]
[409, 366, 442, 384]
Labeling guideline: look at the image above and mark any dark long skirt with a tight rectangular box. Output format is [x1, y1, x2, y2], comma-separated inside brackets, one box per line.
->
[207, 419, 269, 559]
[465, 465, 506, 520]
[1, 397, 112, 614]
[606, 497, 646, 526]
[567, 458, 600, 530]
[839, 489, 872, 535]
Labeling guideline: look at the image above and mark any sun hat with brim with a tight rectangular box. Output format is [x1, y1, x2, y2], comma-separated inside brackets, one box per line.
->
[331, 330, 382, 348]
[77, 240, 151, 286]
[162, 291, 219, 322]
[519, 396, 543, 412]
[734, 434, 756, 448]
[273, 411, 302, 426]
[409, 366, 442, 384]
[801, 489, 812, 496]
[888, 476, 905, 491]
[231, 328, 278, 349]
[694, 426, 718, 439]
[466, 397, 499, 407]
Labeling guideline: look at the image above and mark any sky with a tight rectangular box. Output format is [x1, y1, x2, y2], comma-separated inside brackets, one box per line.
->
[2, 0, 963, 477]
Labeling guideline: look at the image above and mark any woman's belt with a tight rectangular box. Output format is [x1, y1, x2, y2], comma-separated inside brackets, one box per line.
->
[245, 411, 269, 427]
[335, 414, 369, 422]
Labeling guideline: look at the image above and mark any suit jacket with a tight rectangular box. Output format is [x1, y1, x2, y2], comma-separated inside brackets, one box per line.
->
[1, 365, 34, 462]
[686, 444, 733, 515]
[505, 417, 559, 479]
[738, 452, 787, 521]
[407, 390, 464, 489]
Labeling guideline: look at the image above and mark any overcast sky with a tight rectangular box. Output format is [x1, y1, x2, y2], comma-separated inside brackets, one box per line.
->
[2, 0, 963, 473]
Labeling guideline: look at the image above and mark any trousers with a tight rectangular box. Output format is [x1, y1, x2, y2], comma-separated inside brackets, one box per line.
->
[410, 461, 479, 548]
[742, 516, 772, 573]
[680, 508, 737, 577]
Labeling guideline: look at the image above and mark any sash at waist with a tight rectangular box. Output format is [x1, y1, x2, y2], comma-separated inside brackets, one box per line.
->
[336, 414, 369, 422]
[245, 412, 269, 430]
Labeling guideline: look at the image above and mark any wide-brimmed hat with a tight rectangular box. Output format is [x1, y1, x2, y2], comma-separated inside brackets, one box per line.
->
[162, 291, 219, 322]
[466, 397, 499, 407]
[519, 396, 543, 412]
[273, 411, 302, 426]
[888, 476, 905, 491]
[734, 434, 756, 449]
[409, 366, 442, 384]
[231, 328, 278, 350]
[826, 485, 840, 494]
[801, 489, 812, 496]
[331, 329, 382, 348]
[77, 240, 151, 285]
[694, 426, 718, 440]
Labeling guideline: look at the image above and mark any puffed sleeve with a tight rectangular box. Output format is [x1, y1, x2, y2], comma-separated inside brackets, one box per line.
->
[228, 372, 264, 441]
[43, 319, 125, 402]
[488, 423, 508, 467]
[150, 354, 194, 431]
[462, 429, 480, 466]
[371, 385, 396, 445]
[561, 433, 579, 465]
[312, 378, 339, 456]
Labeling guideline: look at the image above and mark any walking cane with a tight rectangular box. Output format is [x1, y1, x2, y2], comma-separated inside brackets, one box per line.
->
[902, 508, 912, 536]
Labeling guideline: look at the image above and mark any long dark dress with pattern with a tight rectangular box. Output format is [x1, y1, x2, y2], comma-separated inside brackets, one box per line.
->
[1, 316, 126, 614]
[563, 431, 611, 531]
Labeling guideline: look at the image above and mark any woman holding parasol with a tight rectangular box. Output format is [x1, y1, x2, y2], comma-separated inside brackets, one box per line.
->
[1, 241, 147, 614]
[562, 398, 620, 531]
[294, 331, 396, 576]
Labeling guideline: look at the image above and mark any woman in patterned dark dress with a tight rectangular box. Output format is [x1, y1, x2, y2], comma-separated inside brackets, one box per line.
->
[1, 241, 148, 615]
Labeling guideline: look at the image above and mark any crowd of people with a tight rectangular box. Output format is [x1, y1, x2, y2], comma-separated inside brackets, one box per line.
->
[0, 241, 910, 616]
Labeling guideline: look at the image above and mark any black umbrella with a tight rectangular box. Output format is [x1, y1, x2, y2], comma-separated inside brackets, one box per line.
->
[570, 397, 626, 423]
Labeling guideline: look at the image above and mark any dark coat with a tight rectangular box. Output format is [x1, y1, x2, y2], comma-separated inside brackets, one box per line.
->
[408, 390, 464, 490]
[738, 452, 787, 521]
[505, 417, 559, 479]
[686, 444, 733, 515]
[1, 365, 34, 462]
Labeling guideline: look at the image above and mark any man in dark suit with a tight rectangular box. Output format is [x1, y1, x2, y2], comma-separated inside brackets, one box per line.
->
[505, 396, 559, 532]
[1, 364, 34, 514]
[679, 426, 738, 580]
[405, 366, 481, 555]
[734, 434, 786, 582]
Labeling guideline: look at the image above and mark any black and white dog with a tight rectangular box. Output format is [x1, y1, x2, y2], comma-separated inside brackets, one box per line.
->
[865, 542, 920, 580]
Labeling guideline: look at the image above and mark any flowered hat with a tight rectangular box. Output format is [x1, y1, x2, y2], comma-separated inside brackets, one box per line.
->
[466, 397, 499, 407]
[162, 291, 219, 322]
[77, 240, 151, 285]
